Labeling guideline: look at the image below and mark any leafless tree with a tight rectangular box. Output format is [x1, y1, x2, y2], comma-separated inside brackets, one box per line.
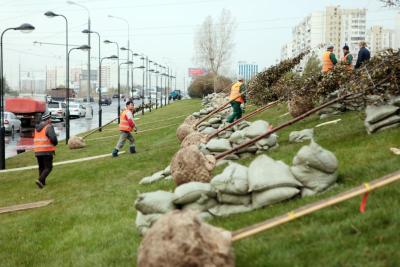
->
[194, 9, 236, 76]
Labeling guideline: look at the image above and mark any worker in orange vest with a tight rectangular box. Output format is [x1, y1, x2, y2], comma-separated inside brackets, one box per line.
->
[321, 45, 337, 73]
[33, 112, 58, 189]
[112, 100, 137, 157]
[226, 76, 246, 123]
[341, 45, 353, 70]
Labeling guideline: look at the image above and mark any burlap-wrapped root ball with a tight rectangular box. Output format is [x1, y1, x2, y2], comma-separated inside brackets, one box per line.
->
[171, 145, 216, 185]
[137, 210, 234, 267]
[288, 95, 314, 117]
[183, 115, 198, 126]
[176, 123, 195, 142]
[67, 136, 86, 149]
[181, 132, 207, 148]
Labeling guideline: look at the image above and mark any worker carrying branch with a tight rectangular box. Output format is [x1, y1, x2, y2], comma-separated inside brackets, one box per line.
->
[112, 100, 137, 157]
[322, 45, 337, 73]
[34, 112, 58, 189]
[341, 45, 353, 70]
[226, 76, 246, 123]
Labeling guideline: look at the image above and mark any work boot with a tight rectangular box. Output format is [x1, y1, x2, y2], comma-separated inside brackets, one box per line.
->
[35, 180, 44, 189]
[112, 149, 119, 157]
[129, 145, 136, 154]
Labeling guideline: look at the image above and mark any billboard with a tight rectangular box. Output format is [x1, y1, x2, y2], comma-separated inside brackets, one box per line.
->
[188, 68, 207, 77]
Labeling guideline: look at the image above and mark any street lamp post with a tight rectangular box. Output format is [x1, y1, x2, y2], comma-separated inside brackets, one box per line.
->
[82, 29, 100, 102]
[99, 55, 118, 131]
[104, 39, 121, 122]
[67, 1, 92, 118]
[108, 15, 130, 99]
[0, 23, 35, 170]
[67, 45, 91, 142]
[141, 56, 145, 115]
[44, 11, 68, 111]
[154, 63, 159, 109]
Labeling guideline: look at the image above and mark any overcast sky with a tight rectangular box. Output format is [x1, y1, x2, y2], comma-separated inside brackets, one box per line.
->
[1, 0, 399, 89]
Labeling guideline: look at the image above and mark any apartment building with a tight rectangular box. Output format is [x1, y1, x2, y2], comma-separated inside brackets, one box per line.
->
[282, 6, 367, 61]
[367, 26, 397, 56]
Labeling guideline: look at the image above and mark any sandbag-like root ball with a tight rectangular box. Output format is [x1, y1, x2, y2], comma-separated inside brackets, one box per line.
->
[137, 210, 234, 267]
[67, 136, 86, 149]
[176, 123, 195, 142]
[288, 95, 314, 117]
[171, 145, 216, 185]
[181, 132, 208, 148]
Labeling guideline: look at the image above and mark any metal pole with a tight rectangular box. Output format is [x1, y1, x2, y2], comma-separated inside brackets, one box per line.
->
[141, 56, 145, 115]
[62, 15, 70, 144]
[167, 67, 170, 105]
[86, 17, 92, 119]
[99, 58, 103, 131]
[117, 44, 120, 123]
[159, 69, 163, 108]
[130, 64, 134, 98]
[155, 65, 158, 109]
[0, 28, 12, 169]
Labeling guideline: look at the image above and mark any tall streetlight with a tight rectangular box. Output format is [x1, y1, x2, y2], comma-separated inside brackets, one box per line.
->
[67, 45, 91, 143]
[99, 55, 118, 131]
[140, 55, 146, 115]
[120, 47, 140, 98]
[119, 61, 134, 107]
[82, 29, 100, 100]
[67, 1, 92, 118]
[104, 39, 121, 122]
[158, 65, 164, 108]
[0, 23, 35, 170]
[153, 63, 160, 109]
[44, 11, 68, 99]
[108, 15, 130, 98]
[130, 65, 145, 99]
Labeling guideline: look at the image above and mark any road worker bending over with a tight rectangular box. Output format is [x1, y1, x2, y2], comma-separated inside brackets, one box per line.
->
[226, 76, 246, 123]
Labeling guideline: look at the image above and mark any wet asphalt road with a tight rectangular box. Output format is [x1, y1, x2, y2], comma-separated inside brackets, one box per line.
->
[4, 98, 156, 159]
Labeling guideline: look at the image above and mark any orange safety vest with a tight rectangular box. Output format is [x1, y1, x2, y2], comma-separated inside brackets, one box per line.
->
[119, 109, 134, 132]
[229, 82, 244, 103]
[341, 53, 353, 70]
[33, 124, 56, 153]
[322, 51, 334, 73]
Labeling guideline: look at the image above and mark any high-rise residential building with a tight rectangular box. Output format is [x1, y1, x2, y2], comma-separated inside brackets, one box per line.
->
[367, 26, 397, 56]
[281, 42, 293, 60]
[238, 61, 258, 82]
[282, 6, 367, 62]
[99, 65, 111, 90]
[394, 12, 400, 49]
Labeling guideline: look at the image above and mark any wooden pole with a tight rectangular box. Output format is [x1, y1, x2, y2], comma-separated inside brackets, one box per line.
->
[206, 101, 279, 142]
[216, 93, 358, 160]
[0, 200, 53, 214]
[232, 170, 400, 242]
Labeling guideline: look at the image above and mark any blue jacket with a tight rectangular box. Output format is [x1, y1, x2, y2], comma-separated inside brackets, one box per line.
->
[355, 47, 370, 69]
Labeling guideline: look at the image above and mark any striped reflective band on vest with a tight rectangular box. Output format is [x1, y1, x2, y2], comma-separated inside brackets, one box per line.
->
[33, 125, 56, 152]
[229, 82, 244, 103]
[322, 51, 334, 73]
[119, 110, 134, 132]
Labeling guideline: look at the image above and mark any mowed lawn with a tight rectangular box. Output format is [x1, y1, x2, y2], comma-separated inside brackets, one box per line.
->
[1, 99, 400, 267]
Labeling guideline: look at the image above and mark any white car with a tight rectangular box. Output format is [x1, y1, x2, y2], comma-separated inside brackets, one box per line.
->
[69, 102, 86, 118]
[48, 101, 66, 121]
[4, 112, 21, 136]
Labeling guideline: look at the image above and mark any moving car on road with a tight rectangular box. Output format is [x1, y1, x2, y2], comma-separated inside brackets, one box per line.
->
[4, 112, 21, 136]
[69, 102, 86, 118]
[100, 96, 112, 105]
[48, 101, 66, 121]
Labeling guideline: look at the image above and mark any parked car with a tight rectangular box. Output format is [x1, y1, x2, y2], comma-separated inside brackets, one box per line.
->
[100, 96, 112, 105]
[48, 101, 66, 121]
[69, 102, 86, 118]
[112, 94, 119, 99]
[4, 112, 21, 136]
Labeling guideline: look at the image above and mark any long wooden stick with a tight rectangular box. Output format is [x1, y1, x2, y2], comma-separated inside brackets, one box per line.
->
[215, 93, 357, 160]
[0, 200, 53, 214]
[81, 118, 118, 139]
[206, 101, 279, 142]
[232, 170, 400, 242]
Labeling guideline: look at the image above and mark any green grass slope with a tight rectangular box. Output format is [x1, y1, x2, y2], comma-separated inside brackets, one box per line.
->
[0, 99, 399, 267]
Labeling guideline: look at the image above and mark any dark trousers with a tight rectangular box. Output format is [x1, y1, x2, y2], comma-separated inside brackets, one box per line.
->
[36, 155, 53, 184]
[226, 101, 243, 123]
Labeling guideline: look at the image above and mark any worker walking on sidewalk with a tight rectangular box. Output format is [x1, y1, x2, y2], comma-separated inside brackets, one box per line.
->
[226, 76, 246, 123]
[321, 45, 337, 73]
[112, 100, 137, 157]
[33, 112, 58, 189]
[341, 45, 353, 70]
